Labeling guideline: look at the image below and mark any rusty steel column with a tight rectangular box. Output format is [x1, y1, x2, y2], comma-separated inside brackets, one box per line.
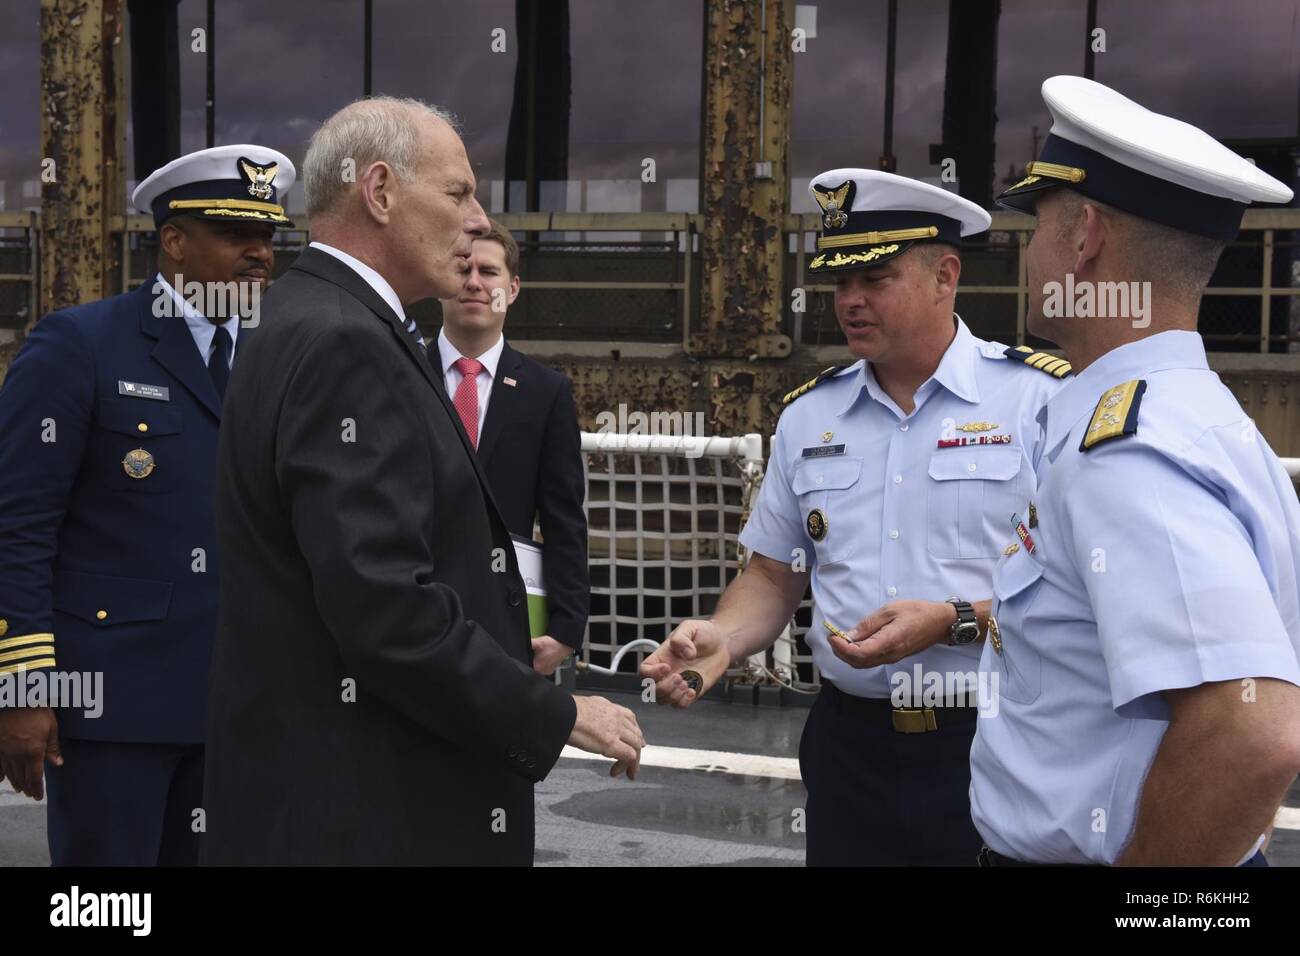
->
[39, 0, 126, 321]
[695, 0, 793, 361]
[694, 0, 795, 438]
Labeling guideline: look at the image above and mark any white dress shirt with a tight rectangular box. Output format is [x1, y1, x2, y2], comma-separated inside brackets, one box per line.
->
[436, 328, 505, 436]
[154, 272, 238, 368]
[308, 241, 408, 324]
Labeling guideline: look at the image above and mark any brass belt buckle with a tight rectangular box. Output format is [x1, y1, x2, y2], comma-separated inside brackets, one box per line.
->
[891, 706, 938, 733]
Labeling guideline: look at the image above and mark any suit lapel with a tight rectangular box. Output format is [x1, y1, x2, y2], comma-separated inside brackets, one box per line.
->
[289, 247, 500, 501]
[476, 343, 523, 467]
[137, 282, 223, 420]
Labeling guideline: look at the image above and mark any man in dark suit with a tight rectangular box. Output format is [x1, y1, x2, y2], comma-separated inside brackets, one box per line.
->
[0, 144, 294, 864]
[436, 220, 589, 676]
[203, 96, 644, 866]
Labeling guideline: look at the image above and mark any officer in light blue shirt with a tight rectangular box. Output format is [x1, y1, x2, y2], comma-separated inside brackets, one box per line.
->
[641, 169, 1068, 865]
[970, 76, 1300, 867]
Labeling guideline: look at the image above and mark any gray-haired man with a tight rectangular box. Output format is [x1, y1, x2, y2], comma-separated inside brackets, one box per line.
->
[202, 97, 643, 865]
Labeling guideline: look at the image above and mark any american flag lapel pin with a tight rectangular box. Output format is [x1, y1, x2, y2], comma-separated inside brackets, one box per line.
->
[503, 376, 518, 387]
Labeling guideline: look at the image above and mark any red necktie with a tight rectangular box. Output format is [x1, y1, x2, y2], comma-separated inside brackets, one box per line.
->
[452, 356, 484, 448]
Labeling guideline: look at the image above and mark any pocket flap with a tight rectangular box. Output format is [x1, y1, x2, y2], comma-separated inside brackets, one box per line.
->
[791, 456, 862, 494]
[994, 547, 1045, 601]
[928, 446, 1023, 482]
[96, 399, 183, 438]
[52, 570, 173, 626]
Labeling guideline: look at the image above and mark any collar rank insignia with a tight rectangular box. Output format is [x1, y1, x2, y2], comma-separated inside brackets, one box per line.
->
[811, 180, 854, 230]
[239, 158, 280, 201]
[782, 366, 845, 405]
[1081, 379, 1146, 452]
[1004, 345, 1072, 378]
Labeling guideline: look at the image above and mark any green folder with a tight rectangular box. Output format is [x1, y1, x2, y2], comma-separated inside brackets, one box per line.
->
[510, 535, 549, 638]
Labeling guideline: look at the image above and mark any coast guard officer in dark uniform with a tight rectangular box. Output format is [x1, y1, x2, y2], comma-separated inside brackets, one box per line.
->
[0, 144, 295, 865]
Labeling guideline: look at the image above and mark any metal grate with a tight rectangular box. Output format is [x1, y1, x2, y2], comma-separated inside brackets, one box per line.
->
[579, 432, 762, 676]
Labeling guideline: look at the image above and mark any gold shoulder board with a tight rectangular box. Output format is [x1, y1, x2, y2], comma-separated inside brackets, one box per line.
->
[1003, 345, 1072, 378]
[1081, 379, 1146, 452]
[782, 366, 844, 405]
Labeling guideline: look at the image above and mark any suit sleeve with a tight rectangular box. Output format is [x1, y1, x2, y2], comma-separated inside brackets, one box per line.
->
[275, 322, 576, 781]
[536, 376, 590, 650]
[0, 312, 94, 678]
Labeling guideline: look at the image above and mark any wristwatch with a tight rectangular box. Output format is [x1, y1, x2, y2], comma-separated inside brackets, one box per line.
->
[945, 598, 980, 645]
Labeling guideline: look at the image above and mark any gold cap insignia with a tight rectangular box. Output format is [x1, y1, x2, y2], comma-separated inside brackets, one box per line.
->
[811, 180, 854, 231]
[0, 618, 7, 637]
[122, 448, 156, 479]
[239, 158, 280, 201]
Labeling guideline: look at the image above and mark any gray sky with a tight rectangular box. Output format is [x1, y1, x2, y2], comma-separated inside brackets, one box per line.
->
[1, 0, 1296, 214]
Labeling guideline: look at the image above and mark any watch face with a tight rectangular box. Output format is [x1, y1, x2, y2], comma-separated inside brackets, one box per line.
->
[953, 621, 981, 645]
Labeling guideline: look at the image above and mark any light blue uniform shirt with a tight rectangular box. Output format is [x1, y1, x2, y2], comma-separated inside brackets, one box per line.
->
[970, 330, 1300, 864]
[739, 317, 1066, 697]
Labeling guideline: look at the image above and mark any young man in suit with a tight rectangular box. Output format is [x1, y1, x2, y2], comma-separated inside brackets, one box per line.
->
[437, 220, 590, 677]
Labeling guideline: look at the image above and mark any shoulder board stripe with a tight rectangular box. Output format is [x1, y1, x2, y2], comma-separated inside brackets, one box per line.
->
[1004, 345, 1072, 378]
[782, 366, 845, 405]
[1081, 379, 1146, 452]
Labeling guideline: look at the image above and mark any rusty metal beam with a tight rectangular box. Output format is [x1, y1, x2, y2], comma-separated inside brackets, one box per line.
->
[694, 0, 793, 369]
[39, 0, 125, 323]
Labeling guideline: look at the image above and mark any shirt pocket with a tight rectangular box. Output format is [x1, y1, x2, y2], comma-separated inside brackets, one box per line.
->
[91, 398, 184, 493]
[790, 456, 863, 566]
[990, 545, 1044, 705]
[926, 445, 1026, 559]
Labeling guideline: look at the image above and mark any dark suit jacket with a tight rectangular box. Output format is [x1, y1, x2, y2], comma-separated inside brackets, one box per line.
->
[439, 341, 589, 650]
[0, 282, 227, 743]
[203, 247, 577, 865]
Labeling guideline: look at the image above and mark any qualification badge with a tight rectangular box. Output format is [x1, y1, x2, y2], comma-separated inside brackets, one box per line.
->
[807, 508, 827, 541]
[122, 448, 156, 480]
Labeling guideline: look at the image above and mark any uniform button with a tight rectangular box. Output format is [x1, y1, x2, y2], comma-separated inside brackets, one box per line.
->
[899, 424, 909, 432]
[887, 587, 897, 597]
[507, 588, 522, 607]
[893, 474, 902, 484]
[137, 422, 148, 433]
[967, 463, 977, 472]
[816, 475, 824, 485]
[96, 610, 107, 620]
[889, 529, 899, 539]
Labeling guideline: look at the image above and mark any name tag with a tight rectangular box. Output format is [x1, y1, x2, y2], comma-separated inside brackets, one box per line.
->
[801, 444, 846, 459]
[118, 381, 169, 401]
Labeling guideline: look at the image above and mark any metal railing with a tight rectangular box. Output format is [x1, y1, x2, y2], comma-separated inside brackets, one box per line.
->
[3, 208, 1297, 353]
